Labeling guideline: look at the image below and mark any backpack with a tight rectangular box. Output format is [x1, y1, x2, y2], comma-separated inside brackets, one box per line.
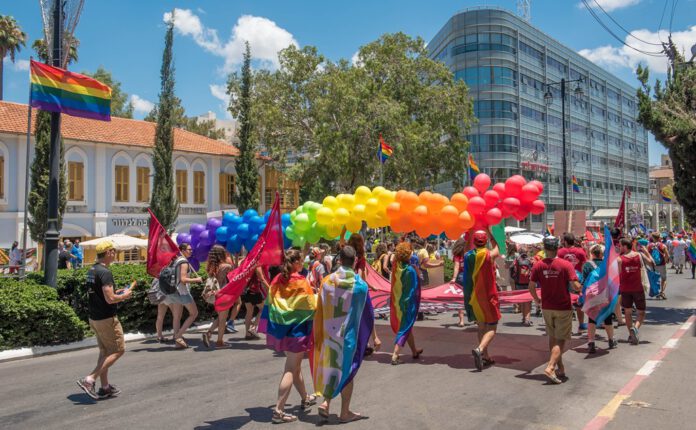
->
[201, 276, 220, 305]
[513, 255, 532, 285]
[146, 279, 167, 305]
[158, 257, 186, 295]
[649, 244, 664, 266]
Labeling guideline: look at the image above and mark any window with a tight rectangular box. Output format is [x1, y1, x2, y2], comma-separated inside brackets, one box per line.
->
[607, 87, 621, 104]
[469, 134, 518, 153]
[136, 166, 150, 202]
[0, 155, 4, 200]
[68, 161, 84, 201]
[123, 248, 141, 262]
[193, 171, 205, 204]
[474, 100, 518, 120]
[520, 105, 545, 122]
[115, 165, 129, 202]
[520, 41, 544, 63]
[219, 173, 235, 206]
[176, 169, 187, 203]
[455, 66, 517, 87]
[547, 55, 568, 75]
[451, 32, 517, 56]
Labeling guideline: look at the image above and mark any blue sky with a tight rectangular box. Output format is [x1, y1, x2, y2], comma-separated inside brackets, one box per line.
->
[3, 0, 695, 165]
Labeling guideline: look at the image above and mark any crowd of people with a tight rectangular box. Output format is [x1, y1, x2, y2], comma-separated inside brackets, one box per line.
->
[73, 225, 694, 421]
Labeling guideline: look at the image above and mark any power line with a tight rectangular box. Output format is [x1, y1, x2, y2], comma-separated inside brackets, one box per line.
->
[669, 0, 679, 36]
[657, 0, 669, 44]
[590, 0, 663, 46]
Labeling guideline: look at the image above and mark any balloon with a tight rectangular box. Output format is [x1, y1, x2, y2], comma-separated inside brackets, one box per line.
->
[416, 226, 431, 239]
[249, 215, 264, 231]
[264, 210, 271, 222]
[215, 226, 229, 243]
[371, 186, 387, 199]
[412, 205, 429, 227]
[281, 213, 292, 227]
[530, 199, 546, 215]
[206, 218, 222, 232]
[294, 213, 311, 233]
[462, 186, 480, 200]
[505, 175, 526, 197]
[467, 196, 486, 216]
[222, 212, 236, 227]
[290, 210, 298, 223]
[458, 211, 475, 231]
[445, 225, 462, 240]
[400, 192, 419, 212]
[316, 207, 334, 225]
[521, 183, 540, 204]
[351, 204, 367, 219]
[334, 207, 350, 224]
[428, 193, 447, 214]
[245, 235, 259, 251]
[305, 227, 321, 244]
[337, 194, 355, 209]
[354, 186, 372, 204]
[325, 223, 342, 238]
[292, 235, 306, 247]
[189, 223, 206, 236]
[365, 198, 379, 213]
[193, 244, 210, 262]
[322, 195, 339, 210]
[513, 208, 529, 221]
[483, 190, 500, 208]
[473, 218, 488, 231]
[243, 209, 258, 221]
[418, 191, 433, 206]
[176, 233, 192, 246]
[377, 191, 394, 207]
[485, 208, 503, 226]
[346, 218, 362, 233]
[492, 183, 507, 199]
[503, 197, 521, 213]
[386, 202, 401, 220]
[529, 180, 544, 195]
[226, 235, 242, 254]
[237, 223, 251, 239]
[450, 193, 469, 211]
[440, 205, 459, 227]
[473, 173, 492, 193]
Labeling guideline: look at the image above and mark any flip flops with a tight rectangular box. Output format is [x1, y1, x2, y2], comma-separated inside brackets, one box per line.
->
[544, 370, 562, 384]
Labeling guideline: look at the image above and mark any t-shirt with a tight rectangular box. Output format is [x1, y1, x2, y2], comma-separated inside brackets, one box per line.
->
[557, 247, 587, 272]
[354, 256, 367, 276]
[86, 263, 117, 320]
[58, 250, 73, 269]
[619, 254, 643, 293]
[673, 240, 687, 257]
[530, 257, 578, 311]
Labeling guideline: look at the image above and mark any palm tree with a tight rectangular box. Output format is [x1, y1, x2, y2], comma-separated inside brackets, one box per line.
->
[0, 15, 27, 100]
[32, 36, 80, 66]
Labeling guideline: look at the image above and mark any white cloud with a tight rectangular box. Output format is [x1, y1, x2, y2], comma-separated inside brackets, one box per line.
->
[209, 84, 229, 104]
[350, 51, 362, 67]
[3, 57, 29, 71]
[164, 8, 297, 71]
[578, 0, 641, 12]
[579, 25, 696, 74]
[129, 94, 154, 114]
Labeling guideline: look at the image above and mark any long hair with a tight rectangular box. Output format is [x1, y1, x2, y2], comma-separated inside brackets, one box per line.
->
[375, 243, 387, 259]
[207, 245, 227, 276]
[281, 249, 302, 280]
[394, 242, 412, 263]
[348, 233, 365, 259]
[451, 238, 467, 258]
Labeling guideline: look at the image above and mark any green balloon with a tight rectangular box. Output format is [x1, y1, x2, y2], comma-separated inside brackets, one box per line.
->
[295, 213, 310, 232]
[285, 226, 297, 240]
[292, 235, 306, 247]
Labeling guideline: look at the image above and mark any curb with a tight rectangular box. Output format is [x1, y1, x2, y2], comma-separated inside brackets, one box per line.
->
[0, 322, 215, 363]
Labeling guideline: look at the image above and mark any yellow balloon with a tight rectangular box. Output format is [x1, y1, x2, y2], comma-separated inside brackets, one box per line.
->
[316, 207, 334, 226]
[338, 193, 355, 209]
[326, 223, 342, 238]
[322, 195, 339, 210]
[354, 186, 372, 204]
[346, 218, 362, 233]
[334, 207, 350, 224]
[371, 186, 387, 199]
[365, 198, 379, 213]
[351, 204, 367, 219]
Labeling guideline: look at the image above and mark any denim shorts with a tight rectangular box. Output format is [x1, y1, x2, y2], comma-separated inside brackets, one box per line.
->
[165, 293, 194, 305]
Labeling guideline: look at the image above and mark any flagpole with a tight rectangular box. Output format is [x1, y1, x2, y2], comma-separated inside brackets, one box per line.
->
[21, 57, 33, 278]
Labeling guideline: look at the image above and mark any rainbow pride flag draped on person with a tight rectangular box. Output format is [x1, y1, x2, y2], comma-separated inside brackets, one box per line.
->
[390, 262, 420, 346]
[582, 225, 620, 322]
[687, 233, 696, 264]
[258, 272, 317, 353]
[30, 60, 111, 121]
[461, 247, 501, 323]
[310, 267, 374, 400]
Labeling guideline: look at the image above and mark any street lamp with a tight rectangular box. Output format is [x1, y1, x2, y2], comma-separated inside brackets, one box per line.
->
[543, 77, 585, 211]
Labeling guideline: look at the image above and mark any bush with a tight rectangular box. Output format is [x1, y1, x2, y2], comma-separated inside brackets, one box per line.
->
[0, 280, 88, 350]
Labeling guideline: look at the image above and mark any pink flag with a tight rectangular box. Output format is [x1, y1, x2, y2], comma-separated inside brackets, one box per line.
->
[146, 208, 179, 278]
[582, 226, 620, 322]
[214, 193, 284, 312]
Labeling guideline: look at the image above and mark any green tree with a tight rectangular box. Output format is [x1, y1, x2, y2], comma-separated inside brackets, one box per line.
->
[149, 16, 179, 232]
[83, 66, 133, 118]
[227, 33, 474, 200]
[31, 36, 79, 67]
[636, 42, 696, 225]
[145, 96, 226, 140]
[231, 42, 259, 210]
[0, 15, 26, 100]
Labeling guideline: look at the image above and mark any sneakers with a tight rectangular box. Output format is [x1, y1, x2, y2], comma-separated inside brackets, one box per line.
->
[608, 338, 618, 349]
[97, 384, 121, 399]
[226, 321, 238, 333]
[630, 327, 640, 345]
[472, 347, 483, 371]
[588, 342, 597, 354]
[76, 378, 99, 400]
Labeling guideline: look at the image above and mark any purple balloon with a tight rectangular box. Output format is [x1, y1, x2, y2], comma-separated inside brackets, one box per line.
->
[206, 218, 222, 231]
[193, 244, 210, 262]
[189, 223, 206, 236]
[176, 233, 192, 246]
[187, 256, 201, 272]
[198, 230, 214, 246]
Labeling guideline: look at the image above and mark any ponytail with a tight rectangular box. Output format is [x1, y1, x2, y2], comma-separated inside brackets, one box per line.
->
[281, 249, 302, 280]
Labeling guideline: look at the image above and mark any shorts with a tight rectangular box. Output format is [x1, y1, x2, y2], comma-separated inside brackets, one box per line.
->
[621, 291, 646, 311]
[89, 317, 125, 356]
[673, 255, 685, 266]
[542, 309, 573, 340]
[589, 313, 615, 326]
[655, 265, 667, 280]
[166, 293, 194, 305]
[241, 291, 264, 306]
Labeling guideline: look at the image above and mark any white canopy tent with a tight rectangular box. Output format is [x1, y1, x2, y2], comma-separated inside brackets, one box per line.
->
[80, 234, 148, 251]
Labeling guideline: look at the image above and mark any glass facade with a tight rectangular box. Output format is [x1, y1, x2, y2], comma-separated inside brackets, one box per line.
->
[428, 7, 649, 215]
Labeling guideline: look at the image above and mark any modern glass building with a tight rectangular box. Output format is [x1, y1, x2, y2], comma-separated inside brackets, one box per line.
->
[428, 7, 650, 218]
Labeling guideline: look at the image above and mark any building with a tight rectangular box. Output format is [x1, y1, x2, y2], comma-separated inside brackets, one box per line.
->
[195, 111, 238, 145]
[0, 101, 298, 249]
[428, 7, 650, 224]
[648, 154, 685, 230]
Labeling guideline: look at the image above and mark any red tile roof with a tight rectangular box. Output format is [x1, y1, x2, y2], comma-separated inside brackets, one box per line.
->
[0, 101, 239, 157]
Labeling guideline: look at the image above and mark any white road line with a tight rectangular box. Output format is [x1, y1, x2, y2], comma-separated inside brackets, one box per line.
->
[681, 321, 693, 331]
[664, 338, 679, 349]
[636, 360, 661, 376]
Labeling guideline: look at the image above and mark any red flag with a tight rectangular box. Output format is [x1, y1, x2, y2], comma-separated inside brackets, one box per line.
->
[614, 189, 627, 231]
[215, 193, 284, 311]
[146, 208, 179, 277]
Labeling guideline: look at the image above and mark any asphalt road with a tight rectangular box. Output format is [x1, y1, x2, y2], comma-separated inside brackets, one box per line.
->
[1, 270, 694, 430]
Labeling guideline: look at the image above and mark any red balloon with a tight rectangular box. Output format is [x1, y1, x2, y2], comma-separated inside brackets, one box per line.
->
[473, 218, 488, 230]
[503, 197, 521, 213]
[520, 183, 540, 204]
[492, 182, 507, 199]
[530, 199, 546, 215]
[513, 207, 529, 221]
[505, 175, 527, 197]
[462, 186, 480, 200]
[485, 208, 503, 226]
[498, 202, 512, 218]
[483, 190, 500, 208]
[473, 173, 491, 194]
[467, 196, 486, 216]
[529, 180, 544, 195]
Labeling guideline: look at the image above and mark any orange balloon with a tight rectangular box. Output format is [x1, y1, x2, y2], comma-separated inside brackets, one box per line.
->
[400, 192, 419, 212]
[419, 191, 433, 205]
[445, 225, 462, 240]
[428, 193, 447, 214]
[458, 211, 475, 231]
[386, 202, 401, 220]
[395, 190, 408, 203]
[450, 193, 469, 211]
[415, 226, 431, 239]
[440, 205, 459, 227]
[412, 205, 429, 227]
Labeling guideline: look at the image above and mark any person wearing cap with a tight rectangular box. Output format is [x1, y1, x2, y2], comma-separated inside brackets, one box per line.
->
[529, 236, 581, 384]
[672, 235, 687, 275]
[76, 240, 134, 400]
[461, 229, 502, 371]
[557, 233, 588, 334]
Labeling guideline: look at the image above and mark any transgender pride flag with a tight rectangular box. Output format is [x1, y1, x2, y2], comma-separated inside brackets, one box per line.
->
[582, 226, 620, 323]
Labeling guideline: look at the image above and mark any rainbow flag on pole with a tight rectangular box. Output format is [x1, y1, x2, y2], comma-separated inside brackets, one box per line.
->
[468, 153, 480, 181]
[660, 186, 673, 203]
[377, 134, 393, 164]
[30, 60, 112, 121]
[572, 176, 580, 193]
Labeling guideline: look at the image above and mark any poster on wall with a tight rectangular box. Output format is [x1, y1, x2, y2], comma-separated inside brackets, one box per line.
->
[553, 210, 586, 237]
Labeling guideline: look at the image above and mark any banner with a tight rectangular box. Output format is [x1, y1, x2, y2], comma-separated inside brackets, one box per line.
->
[146, 209, 179, 277]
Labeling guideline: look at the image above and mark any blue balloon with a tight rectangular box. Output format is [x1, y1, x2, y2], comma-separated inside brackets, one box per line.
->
[281, 213, 291, 227]
[244, 234, 259, 252]
[226, 235, 242, 254]
[283, 236, 293, 249]
[243, 209, 258, 221]
[222, 212, 236, 227]
[237, 223, 251, 239]
[258, 223, 267, 234]
[249, 215, 264, 231]
[215, 226, 229, 243]
[264, 210, 271, 222]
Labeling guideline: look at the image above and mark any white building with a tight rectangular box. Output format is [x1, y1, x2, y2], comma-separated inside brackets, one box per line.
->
[0, 101, 273, 248]
[195, 111, 238, 145]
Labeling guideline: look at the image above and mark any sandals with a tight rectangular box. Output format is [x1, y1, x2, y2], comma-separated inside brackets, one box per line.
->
[202, 332, 211, 348]
[412, 349, 424, 359]
[472, 348, 483, 371]
[339, 413, 367, 423]
[544, 369, 562, 384]
[482, 357, 495, 366]
[457, 322, 465, 328]
[391, 355, 401, 365]
[245, 332, 261, 340]
[272, 409, 297, 424]
[318, 405, 329, 419]
[174, 338, 188, 349]
[301, 394, 317, 410]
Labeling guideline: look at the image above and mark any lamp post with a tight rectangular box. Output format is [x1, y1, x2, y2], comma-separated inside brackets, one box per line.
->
[544, 78, 585, 211]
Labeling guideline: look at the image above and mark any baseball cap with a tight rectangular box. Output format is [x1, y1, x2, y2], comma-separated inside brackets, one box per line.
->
[96, 240, 115, 254]
[543, 236, 560, 250]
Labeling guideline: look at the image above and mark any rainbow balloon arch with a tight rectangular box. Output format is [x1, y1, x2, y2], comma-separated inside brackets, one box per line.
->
[177, 174, 546, 260]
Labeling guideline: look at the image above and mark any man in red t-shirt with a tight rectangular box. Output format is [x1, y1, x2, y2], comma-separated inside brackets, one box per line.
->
[618, 238, 647, 345]
[557, 233, 588, 334]
[529, 236, 581, 384]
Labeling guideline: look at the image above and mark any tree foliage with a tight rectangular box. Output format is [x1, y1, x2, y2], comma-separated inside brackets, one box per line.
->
[636, 42, 696, 225]
[149, 17, 179, 232]
[83, 66, 133, 118]
[231, 42, 259, 210]
[227, 33, 474, 200]
[0, 15, 27, 100]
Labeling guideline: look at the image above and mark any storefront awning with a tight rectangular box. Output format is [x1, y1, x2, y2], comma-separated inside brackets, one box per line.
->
[592, 209, 619, 218]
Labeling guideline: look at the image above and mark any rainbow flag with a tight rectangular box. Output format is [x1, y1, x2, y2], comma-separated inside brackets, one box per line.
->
[461, 247, 501, 323]
[468, 153, 480, 181]
[687, 233, 696, 264]
[582, 226, 620, 323]
[30, 60, 111, 121]
[660, 186, 673, 202]
[310, 267, 374, 400]
[258, 272, 316, 353]
[377, 134, 393, 164]
[572, 176, 580, 193]
[390, 262, 420, 347]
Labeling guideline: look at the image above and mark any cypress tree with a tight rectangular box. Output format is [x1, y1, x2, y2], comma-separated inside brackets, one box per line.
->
[149, 15, 179, 231]
[233, 41, 259, 211]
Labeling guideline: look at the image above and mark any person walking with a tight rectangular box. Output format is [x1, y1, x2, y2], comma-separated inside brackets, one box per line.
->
[450, 238, 468, 327]
[58, 241, 73, 270]
[390, 242, 423, 365]
[201, 245, 234, 348]
[557, 233, 588, 333]
[76, 240, 134, 400]
[461, 230, 502, 371]
[648, 232, 670, 299]
[510, 247, 534, 326]
[582, 245, 618, 353]
[71, 239, 84, 269]
[241, 266, 269, 340]
[672, 235, 687, 275]
[618, 238, 648, 345]
[258, 249, 318, 424]
[8, 241, 21, 274]
[167, 243, 201, 349]
[529, 236, 581, 384]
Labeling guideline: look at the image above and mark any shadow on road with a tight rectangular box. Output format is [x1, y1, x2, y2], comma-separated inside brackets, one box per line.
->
[195, 406, 328, 429]
[66, 393, 96, 405]
[642, 307, 695, 326]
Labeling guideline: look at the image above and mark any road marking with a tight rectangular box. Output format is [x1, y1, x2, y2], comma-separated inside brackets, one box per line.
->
[597, 394, 629, 418]
[681, 321, 693, 331]
[663, 338, 679, 349]
[636, 360, 660, 376]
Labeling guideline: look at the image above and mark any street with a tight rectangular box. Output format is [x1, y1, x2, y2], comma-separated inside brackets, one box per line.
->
[1, 272, 694, 430]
